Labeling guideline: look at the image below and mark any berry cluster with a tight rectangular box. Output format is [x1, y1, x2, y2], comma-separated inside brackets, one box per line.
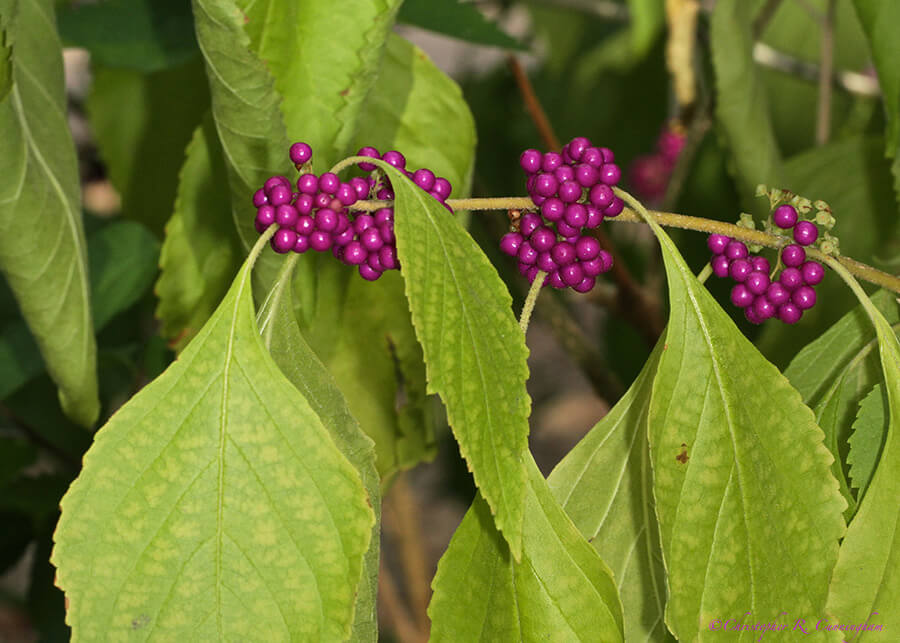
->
[628, 120, 686, 205]
[500, 137, 621, 293]
[708, 203, 826, 324]
[252, 142, 452, 281]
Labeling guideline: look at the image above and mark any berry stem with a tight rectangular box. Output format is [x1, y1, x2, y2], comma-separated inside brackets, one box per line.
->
[519, 271, 546, 336]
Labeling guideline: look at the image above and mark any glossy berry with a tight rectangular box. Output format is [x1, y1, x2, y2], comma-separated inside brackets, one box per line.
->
[778, 303, 802, 324]
[780, 267, 803, 290]
[253, 189, 268, 208]
[561, 263, 584, 286]
[558, 180, 582, 203]
[359, 264, 382, 281]
[729, 259, 753, 282]
[289, 142, 313, 165]
[753, 296, 776, 321]
[379, 246, 398, 270]
[773, 204, 798, 229]
[272, 228, 297, 254]
[534, 174, 559, 198]
[255, 206, 276, 233]
[309, 231, 332, 252]
[564, 204, 588, 228]
[520, 213, 542, 236]
[541, 152, 563, 172]
[766, 282, 790, 306]
[745, 271, 770, 295]
[589, 184, 614, 209]
[604, 198, 624, 217]
[343, 241, 367, 265]
[731, 284, 754, 308]
[708, 234, 729, 255]
[275, 204, 298, 227]
[793, 221, 819, 246]
[518, 242, 538, 265]
[573, 277, 596, 293]
[520, 149, 542, 174]
[781, 244, 806, 268]
[792, 286, 817, 310]
[711, 255, 731, 278]
[500, 232, 523, 257]
[551, 242, 576, 266]
[536, 251, 556, 273]
[432, 177, 452, 200]
[801, 261, 824, 286]
[750, 256, 771, 274]
[531, 227, 556, 252]
[724, 241, 748, 261]
[541, 199, 565, 222]
[297, 173, 319, 195]
[268, 184, 292, 206]
[356, 146, 380, 172]
[575, 236, 601, 261]
[413, 168, 436, 191]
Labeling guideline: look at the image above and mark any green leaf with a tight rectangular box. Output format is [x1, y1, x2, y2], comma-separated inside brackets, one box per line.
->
[847, 383, 888, 499]
[852, 0, 900, 161]
[53, 242, 375, 640]
[0, 0, 97, 427]
[1, 219, 160, 399]
[190, 0, 291, 255]
[782, 290, 899, 518]
[825, 273, 900, 640]
[429, 456, 624, 642]
[379, 161, 530, 556]
[627, 0, 665, 60]
[637, 204, 846, 639]
[86, 60, 210, 235]
[710, 0, 783, 202]
[397, 0, 526, 51]
[548, 343, 673, 642]
[57, 0, 198, 72]
[155, 113, 243, 351]
[240, 0, 403, 169]
[353, 34, 477, 200]
[257, 257, 381, 641]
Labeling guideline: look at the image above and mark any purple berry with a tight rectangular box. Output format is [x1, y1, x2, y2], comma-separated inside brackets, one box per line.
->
[315, 208, 339, 232]
[268, 184, 292, 206]
[712, 255, 731, 278]
[773, 204, 798, 229]
[573, 276, 596, 293]
[541, 152, 563, 172]
[597, 250, 613, 273]
[353, 214, 375, 234]
[556, 221, 580, 238]
[575, 236, 601, 261]
[253, 189, 268, 208]
[729, 258, 753, 282]
[778, 303, 802, 324]
[315, 192, 333, 209]
[792, 286, 817, 310]
[585, 206, 603, 228]
[361, 227, 383, 251]
[351, 177, 370, 200]
[374, 208, 393, 226]
[264, 175, 290, 193]
[730, 284, 754, 308]
[293, 235, 310, 254]
[309, 231, 332, 252]
[599, 163, 621, 185]
[781, 244, 806, 268]
[295, 215, 315, 236]
[520, 149, 542, 174]
[582, 147, 604, 168]
[432, 177, 452, 200]
[297, 173, 319, 195]
[272, 228, 297, 254]
[561, 263, 584, 286]
[575, 164, 600, 187]
[336, 183, 357, 206]
[518, 242, 538, 265]
[289, 142, 313, 165]
[377, 188, 395, 201]
[548, 270, 566, 289]
[518, 213, 540, 238]
[582, 257, 603, 277]
[533, 173, 559, 198]
[724, 241, 748, 261]
[780, 267, 803, 290]
[564, 203, 588, 228]
[745, 306, 763, 325]
[359, 264, 382, 281]
[541, 198, 565, 222]
[603, 197, 624, 217]
[750, 256, 771, 274]
[753, 296, 776, 320]
[335, 212, 351, 233]
[343, 241, 368, 265]
[295, 193, 314, 215]
[413, 168, 436, 191]
[536, 251, 556, 273]
[766, 282, 790, 306]
[599, 147, 615, 163]
[317, 172, 340, 195]
[275, 204, 298, 227]
[745, 271, 770, 295]
[793, 221, 819, 246]
[531, 227, 556, 252]
[379, 222, 395, 244]
[380, 246, 399, 270]
[554, 165, 575, 183]
[356, 146, 380, 172]
[255, 205, 276, 233]
[500, 232, 523, 256]
[551, 241, 576, 266]
[801, 261, 825, 286]
[367, 252, 384, 272]
[558, 180, 582, 203]
[333, 227, 355, 246]
[566, 137, 591, 161]
[707, 234, 729, 255]
[589, 184, 614, 209]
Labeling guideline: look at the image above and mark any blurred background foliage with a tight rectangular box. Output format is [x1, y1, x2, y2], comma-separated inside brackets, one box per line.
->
[1, 0, 897, 640]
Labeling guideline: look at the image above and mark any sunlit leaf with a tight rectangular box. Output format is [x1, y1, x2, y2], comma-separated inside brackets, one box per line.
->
[53, 243, 375, 640]
[548, 343, 673, 642]
[397, 0, 526, 51]
[0, 0, 98, 426]
[429, 456, 624, 642]
[378, 162, 529, 555]
[825, 272, 900, 640]
[847, 383, 887, 500]
[636, 201, 846, 639]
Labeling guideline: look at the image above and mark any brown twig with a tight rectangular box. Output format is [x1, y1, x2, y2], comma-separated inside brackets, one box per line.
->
[752, 0, 786, 39]
[507, 56, 561, 153]
[816, 0, 836, 145]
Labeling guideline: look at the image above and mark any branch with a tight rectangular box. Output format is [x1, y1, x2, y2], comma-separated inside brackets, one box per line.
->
[815, 0, 836, 145]
[506, 56, 560, 153]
